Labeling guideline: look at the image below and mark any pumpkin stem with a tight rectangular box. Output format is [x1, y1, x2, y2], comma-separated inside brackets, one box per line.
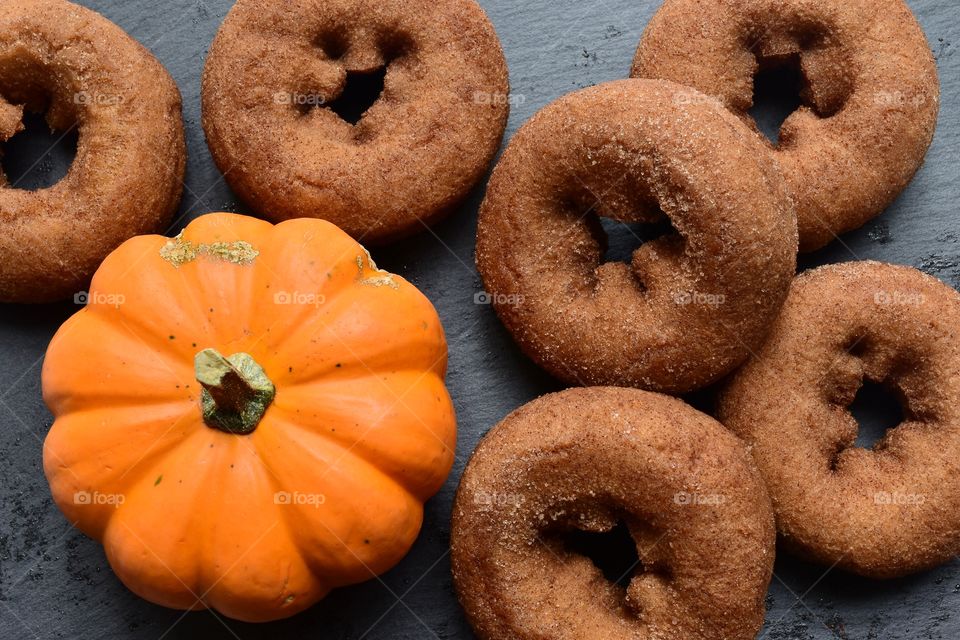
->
[195, 348, 275, 434]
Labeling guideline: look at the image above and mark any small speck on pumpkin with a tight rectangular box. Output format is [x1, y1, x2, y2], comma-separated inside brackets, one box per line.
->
[154, 475, 163, 486]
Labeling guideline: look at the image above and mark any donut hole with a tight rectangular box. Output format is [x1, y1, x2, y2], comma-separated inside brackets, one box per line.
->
[849, 378, 905, 449]
[321, 68, 387, 125]
[829, 374, 909, 471]
[748, 38, 852, 146]
[556, 520, 642, 590]
[0, 108, 78, 191]
[748, 54, 804, 145]
[594, 216, 676, 266]
[308, 34, 413, 127]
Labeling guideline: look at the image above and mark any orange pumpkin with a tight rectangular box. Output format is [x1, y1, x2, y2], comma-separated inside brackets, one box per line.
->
[42, 213, 456, 622]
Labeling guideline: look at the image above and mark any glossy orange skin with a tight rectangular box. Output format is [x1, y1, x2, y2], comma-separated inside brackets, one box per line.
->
[42, 213, 456, 622]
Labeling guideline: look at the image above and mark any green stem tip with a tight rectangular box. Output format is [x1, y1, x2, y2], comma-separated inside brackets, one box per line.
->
[195, 348, 275, 434]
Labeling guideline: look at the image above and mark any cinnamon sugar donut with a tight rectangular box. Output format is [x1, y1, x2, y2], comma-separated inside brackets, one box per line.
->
[719, 262, 960, 578]
[452, 387, 776, 640]
[0, 0, 185, 304]
[476, 79, 797, 393]
[632, 0, 940, 252]
[202, 0, 509, 243]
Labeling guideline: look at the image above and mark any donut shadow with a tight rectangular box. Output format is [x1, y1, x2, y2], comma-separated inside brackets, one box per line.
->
[0, 299, 76, 328]
[770, 549, 955, 601]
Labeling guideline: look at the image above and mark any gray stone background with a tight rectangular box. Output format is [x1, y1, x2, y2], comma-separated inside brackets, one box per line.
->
[0, 0, 957, 638]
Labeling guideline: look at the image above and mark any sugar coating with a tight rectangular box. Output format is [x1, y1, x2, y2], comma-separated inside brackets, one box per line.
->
[0, 0, 186, 303]
[201, 0, 510, 243]
[633, 0, 940, 252]
[451, 387, 776, 640]
[476, 78, 798, 394]
[719, 261, 960, 578]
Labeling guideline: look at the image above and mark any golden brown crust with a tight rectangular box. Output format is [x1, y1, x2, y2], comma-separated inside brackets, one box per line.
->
[632, 0, 940, 252]
[719, 262, 960, 578]
[476, 79, 797, 393]
[451, 387, 776, 640]
[0, 0, 185, 303]
[201, 0, 510, 243]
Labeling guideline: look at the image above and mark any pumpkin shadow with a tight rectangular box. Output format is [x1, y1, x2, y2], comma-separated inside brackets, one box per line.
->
[0, 300, 76, 329]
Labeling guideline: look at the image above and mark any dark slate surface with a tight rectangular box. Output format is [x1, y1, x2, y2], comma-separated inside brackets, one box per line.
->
[0, 0, 958, 638]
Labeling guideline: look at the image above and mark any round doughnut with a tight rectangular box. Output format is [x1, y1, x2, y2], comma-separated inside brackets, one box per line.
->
[451, 387, 776, 640]
[201, 0, 509, 243]
[476, 79, 797, 393]
[0, 0, 185, 304]
[719, 261, 960, 578]
[632, 0, 940, 252]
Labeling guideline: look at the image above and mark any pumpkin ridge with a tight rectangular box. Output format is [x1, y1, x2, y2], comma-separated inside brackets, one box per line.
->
[196, 436, 254, 606]
[45, 403, 202, 539]
[277, 352, 447, 391]
[267, 401, 453, 503]
[42, 313, 191, 414]
[261, 293, 446, 386]
[44, 366, 192, 415]
[169, 225, 268, 346]
[271, 380, 456, 484]
[230, 440, 335, 601]
[273, 370, 455, 447]
[269, 417, 424, 501]
[52, 399, 198, 426]
[107, 312, 204, 374]
[166, 261, 218, 339]
[93, 424, 211, 530]
[250, 223, 369, 329]
[253, 420, 425, 586]
[100, 427, 229, 603]
[248, 278, 363, 371]
[85, 236, 215, 353]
